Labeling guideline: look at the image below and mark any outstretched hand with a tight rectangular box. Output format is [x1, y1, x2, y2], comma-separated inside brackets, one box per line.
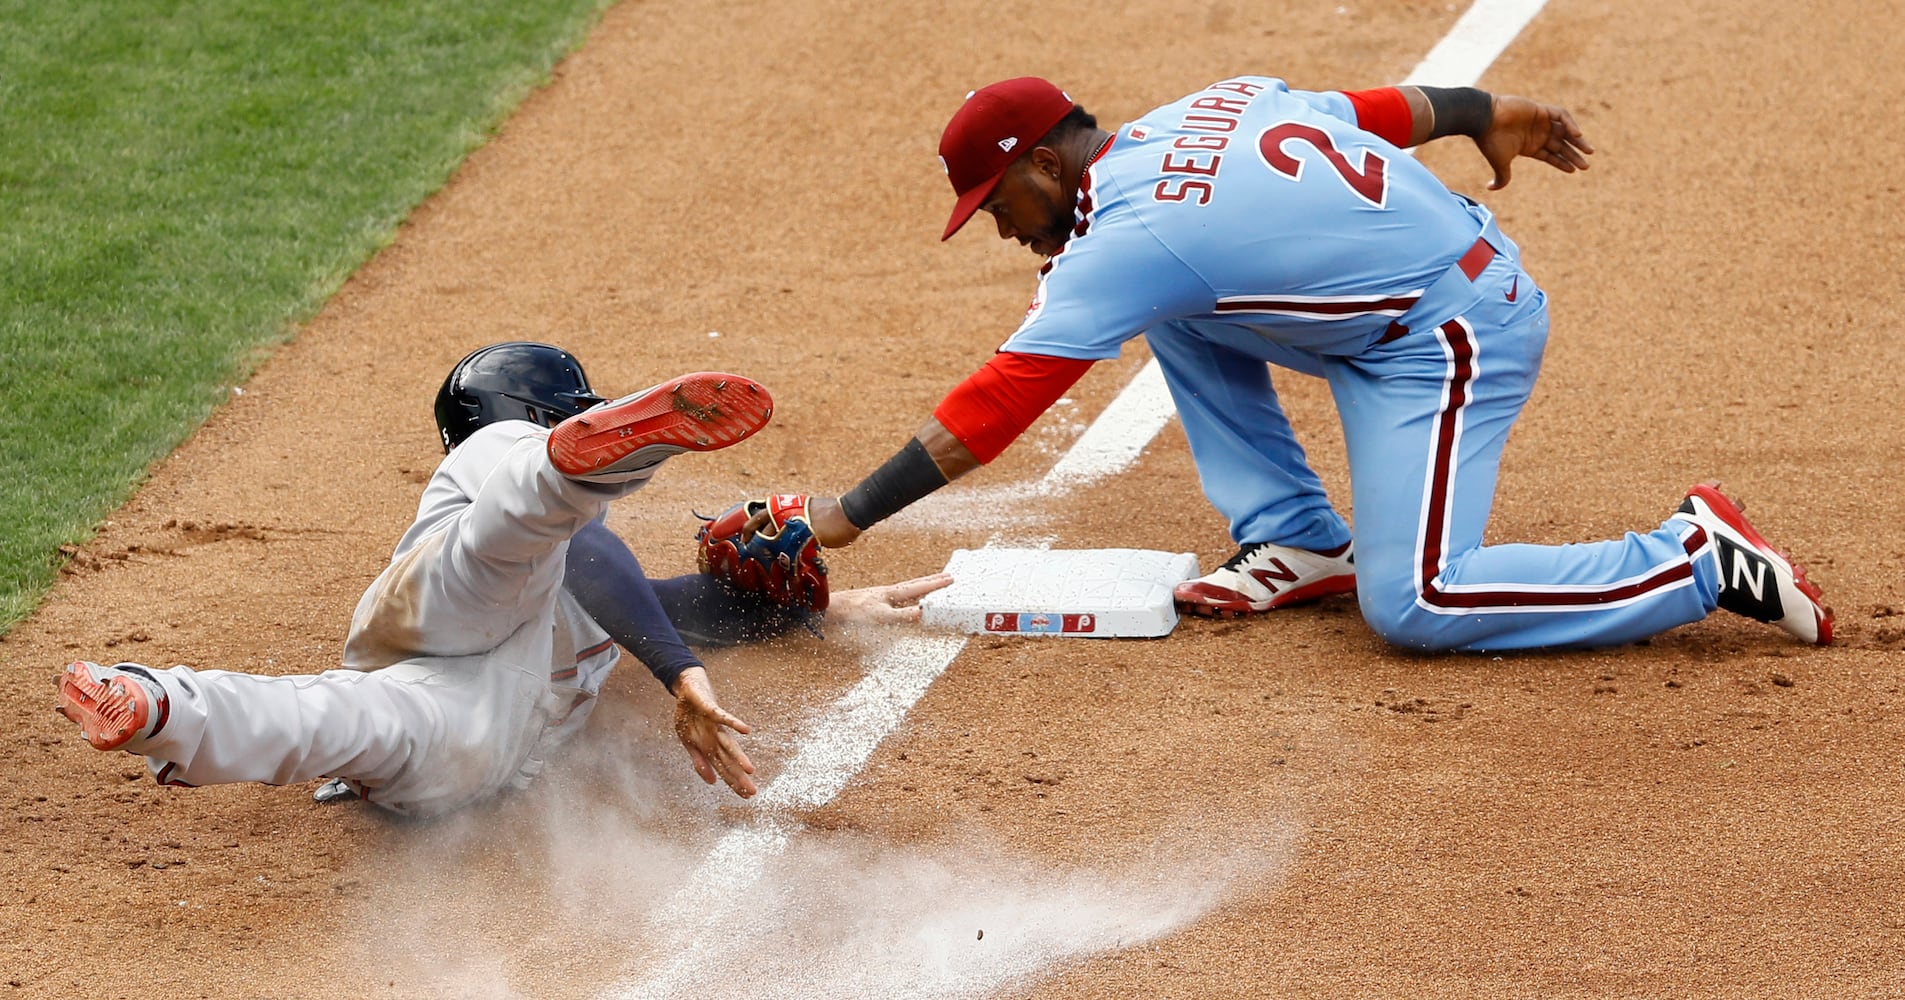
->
[671, 666, 756, 797]
[827, 572, 954, 625]
[1476, 94, 1595, 190]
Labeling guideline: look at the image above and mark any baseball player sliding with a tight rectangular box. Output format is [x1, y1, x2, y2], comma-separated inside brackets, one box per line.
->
[770, 76, 1830, 651]
[55, 343, 948, 816]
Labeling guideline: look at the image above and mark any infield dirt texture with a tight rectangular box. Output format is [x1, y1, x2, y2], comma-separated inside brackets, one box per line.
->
[4, 0, 1903, 997]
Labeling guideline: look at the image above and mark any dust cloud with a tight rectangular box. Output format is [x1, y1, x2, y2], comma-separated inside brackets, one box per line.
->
[344, 725, 1299, 1000]
[606, 818, 1297, 1000]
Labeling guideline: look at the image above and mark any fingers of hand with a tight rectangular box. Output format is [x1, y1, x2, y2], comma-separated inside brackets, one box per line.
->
[704, 746, 741, 792]
[681, 717, 753, 794]
[682, 739, 718, 785]
[1554, 108, 1594, 150]
[716, 732, 757, 777]
[1544, 114, 1592, 168]
[1534, 148, 1575, 173]
[714, 734, 758, 796]
[676, 689, 756, 795]
[889, 572, 954, 602]
[682, 682, 751, 731]
[1533, 137, 1588, 173]
[1554, 137, 1592, 171]
[714, 706, 753, 735]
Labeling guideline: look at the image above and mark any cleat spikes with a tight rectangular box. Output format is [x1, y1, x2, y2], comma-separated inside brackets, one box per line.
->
[547, 372, 773, 482]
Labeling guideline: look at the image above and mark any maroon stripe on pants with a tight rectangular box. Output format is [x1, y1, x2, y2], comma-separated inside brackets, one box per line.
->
[1414, 320, 1703, 610]
[1418, 318, 1474, 593]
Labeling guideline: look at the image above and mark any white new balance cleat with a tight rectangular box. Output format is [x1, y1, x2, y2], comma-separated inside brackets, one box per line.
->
[1671, 481, 1832, 645]
[56, 661, 169, 752]
[546, 372, 773, 482]
[1174, 540, 1356, 618]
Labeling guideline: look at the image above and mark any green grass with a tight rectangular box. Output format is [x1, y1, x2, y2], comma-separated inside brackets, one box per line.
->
[0, 0, 614, 630]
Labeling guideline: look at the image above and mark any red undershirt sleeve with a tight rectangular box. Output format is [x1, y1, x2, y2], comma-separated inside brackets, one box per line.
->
[1340, 87, 1414, 147]
[932, 352, 1096, 464]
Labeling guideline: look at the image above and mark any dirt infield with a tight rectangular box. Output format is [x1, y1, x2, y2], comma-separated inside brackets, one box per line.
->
[4, 0, 1902, 997]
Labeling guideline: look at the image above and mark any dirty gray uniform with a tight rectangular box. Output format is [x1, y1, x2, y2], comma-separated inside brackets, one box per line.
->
[121, 421, 636, 816]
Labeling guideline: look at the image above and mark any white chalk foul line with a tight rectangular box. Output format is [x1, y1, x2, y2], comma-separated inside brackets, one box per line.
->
[605, 4, 1549, 995]
[1038, 358, 1175, 491]
[753, 635, 972, 811]
[1405, 0, 1552, 88]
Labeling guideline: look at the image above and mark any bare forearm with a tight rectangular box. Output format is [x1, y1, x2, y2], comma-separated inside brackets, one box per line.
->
[916, 417, 982, 481]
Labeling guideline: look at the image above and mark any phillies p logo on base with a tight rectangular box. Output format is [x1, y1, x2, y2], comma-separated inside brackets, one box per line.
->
[983, 612, 1099, 634]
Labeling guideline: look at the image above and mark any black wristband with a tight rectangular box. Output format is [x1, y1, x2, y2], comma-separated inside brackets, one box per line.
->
[839, 438, 950, 530]
[1420, 86, 1493, 140]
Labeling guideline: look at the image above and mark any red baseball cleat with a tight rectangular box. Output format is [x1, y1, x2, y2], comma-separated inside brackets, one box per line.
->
[56, 661, 168, 752]
[547, 372, 773, 481]
[1671, 482, 1832, 645]
[1174, 540, 1357, 618]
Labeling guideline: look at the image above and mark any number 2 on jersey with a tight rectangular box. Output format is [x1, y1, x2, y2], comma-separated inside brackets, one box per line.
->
[1256, 121, 1389, 208]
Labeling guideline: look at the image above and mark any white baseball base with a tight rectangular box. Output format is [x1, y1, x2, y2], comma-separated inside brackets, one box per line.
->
[919, 548, 1201, 638]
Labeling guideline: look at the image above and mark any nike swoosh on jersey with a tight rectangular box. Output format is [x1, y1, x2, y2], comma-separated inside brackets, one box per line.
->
[1505, 275, 1520, 302]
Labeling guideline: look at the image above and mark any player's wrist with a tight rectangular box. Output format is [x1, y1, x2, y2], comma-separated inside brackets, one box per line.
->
[662, 663, 707, 696]
[839, 438, 950, 530]
[806, 496, 862, 548]
[1419, 86, 1493, 140]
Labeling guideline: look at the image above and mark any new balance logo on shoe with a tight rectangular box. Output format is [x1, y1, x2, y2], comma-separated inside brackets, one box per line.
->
[1670, 482, 1831, 645]
[1175, 540, 1356, 618]
[1724, 542, 1773, 608]
[1248, 559, 1300, 593]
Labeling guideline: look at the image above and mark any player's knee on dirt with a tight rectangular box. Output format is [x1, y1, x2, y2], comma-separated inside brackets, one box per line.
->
[1356, 588, 1468, 652]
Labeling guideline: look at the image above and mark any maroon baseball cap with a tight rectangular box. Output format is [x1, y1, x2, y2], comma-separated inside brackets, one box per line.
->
[938, 77, 1076, 241]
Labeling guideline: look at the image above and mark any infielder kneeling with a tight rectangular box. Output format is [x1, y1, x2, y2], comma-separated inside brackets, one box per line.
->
[54, 342, 945, 817]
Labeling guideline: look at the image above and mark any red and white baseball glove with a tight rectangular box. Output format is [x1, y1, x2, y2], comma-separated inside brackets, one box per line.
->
[695, 494, 830, 612]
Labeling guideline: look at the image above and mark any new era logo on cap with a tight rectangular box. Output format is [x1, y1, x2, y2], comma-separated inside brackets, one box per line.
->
[938, 77, 1075, 241]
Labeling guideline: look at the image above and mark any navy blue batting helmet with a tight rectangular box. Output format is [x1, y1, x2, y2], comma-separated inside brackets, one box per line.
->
[433, 342, 606, 452]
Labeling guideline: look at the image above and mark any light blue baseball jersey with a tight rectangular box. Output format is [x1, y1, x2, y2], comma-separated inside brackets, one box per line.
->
[1003, 76, 1505, 361]
[997, 76, 1721, 652]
